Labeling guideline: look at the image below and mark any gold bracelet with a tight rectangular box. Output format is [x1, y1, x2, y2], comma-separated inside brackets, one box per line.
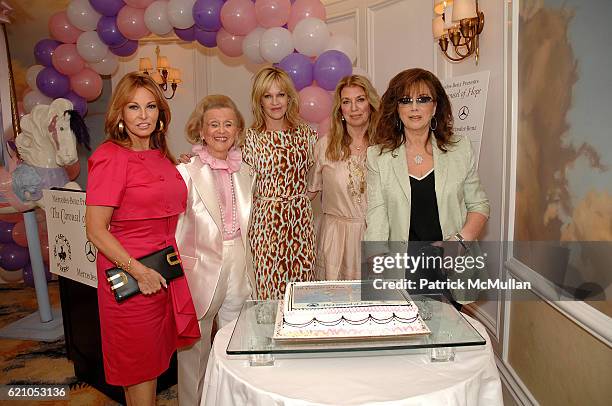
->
[126, 257, 132, 273]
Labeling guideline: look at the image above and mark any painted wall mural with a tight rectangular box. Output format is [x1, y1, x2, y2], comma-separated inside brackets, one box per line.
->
[516, 0, 611, 314]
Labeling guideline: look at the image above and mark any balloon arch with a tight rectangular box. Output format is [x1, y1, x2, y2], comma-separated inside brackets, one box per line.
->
[22, 0, 358, 128]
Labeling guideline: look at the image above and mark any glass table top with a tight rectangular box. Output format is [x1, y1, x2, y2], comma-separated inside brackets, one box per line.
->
[226, 294, 486, 355]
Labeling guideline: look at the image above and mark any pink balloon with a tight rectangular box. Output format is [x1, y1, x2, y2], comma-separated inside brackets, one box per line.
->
[255, 0, 291, 28]
[288, 0, 326, 31]
[221, 0, 257, 36]
[217, 28, 244, 58]
[70, 68, 103, 101]
[125, 0, 155, 8]
[52, 44, 86, 76]
[49, 11, 83, 44]
[298, 85, 332, 123]
[117, 5, 151, 40]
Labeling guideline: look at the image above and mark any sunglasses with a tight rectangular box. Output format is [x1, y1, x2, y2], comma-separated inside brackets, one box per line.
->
[398, 96, 434, 105]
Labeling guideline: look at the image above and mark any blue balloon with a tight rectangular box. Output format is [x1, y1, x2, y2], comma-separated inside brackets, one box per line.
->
[195, 27, 217, 48]
[110, 39, 138, 57]
[97, 16, 128, 48]
[313, 50, 352, 91]
[34, 39, 61, 67]
[0, 243, 30, 271]
[23, 262, 52, 288]
[277, 53, 313, 90]
[64, 91, 88, 117]
[175, 26, 196, 42]
[193, 0, 224, 32]
[89, 0, 125, 17]
[36, 66, 70, 99]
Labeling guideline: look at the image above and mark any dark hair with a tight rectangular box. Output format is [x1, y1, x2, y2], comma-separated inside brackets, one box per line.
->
[373, 68, 454, 153]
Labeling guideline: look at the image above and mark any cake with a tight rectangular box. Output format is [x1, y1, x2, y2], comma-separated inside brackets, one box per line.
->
[273, 280, 431, 341]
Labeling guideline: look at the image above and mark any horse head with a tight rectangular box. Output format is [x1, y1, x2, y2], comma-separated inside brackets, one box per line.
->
[17, 98, 90, 168]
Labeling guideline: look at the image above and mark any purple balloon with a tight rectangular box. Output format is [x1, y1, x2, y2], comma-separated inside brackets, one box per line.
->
[89, 0, 125, 16]
[23, 262, 53, 287]
[36, 66, 70, 98]
[97, 16, 128, 48]
[195, 27, 217, 48]
[174, 26, 196, 42]
[0, 221, 15, 244]
[313, 50, 352, 91]
[34, 39, 61, 67]
[0, 243, 30, 271]
[193, 0, 223, 32]
[110, 39, 138, 57]
[64, 91, 88, 117]
[277, 53, 313, 90]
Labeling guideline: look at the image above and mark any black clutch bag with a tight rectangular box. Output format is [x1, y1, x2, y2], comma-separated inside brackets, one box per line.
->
[105, 246, 183, 302]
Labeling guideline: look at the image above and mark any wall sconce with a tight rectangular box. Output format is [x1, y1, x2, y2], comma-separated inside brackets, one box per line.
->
[138, 46, 182, 99]
[432, 0, 484, 64]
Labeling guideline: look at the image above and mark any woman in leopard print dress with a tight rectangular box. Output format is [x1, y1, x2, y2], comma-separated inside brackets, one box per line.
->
[242, 67, 317, 300]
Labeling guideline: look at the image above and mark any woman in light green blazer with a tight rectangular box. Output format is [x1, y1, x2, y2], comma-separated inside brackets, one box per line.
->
[364, 68, 489, 303]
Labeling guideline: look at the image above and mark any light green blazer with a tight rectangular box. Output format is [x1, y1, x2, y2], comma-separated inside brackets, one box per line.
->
[364, 135, 489, 254]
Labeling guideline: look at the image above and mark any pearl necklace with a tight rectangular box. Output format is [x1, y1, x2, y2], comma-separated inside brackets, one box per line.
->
[216, 176, 237, 236]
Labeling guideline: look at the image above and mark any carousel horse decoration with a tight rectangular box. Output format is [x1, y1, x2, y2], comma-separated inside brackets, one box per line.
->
[0, 98, 90, 213]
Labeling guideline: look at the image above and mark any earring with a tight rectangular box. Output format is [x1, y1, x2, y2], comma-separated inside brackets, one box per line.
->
[430, 116, 438, 131]
[118, 120, 125, 133]
[395, 117, 404, 133]
[341, 116, 346, 122]
[158, 121, 164, 132]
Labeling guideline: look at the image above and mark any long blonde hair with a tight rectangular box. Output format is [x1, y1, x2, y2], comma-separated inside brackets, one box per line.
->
[185, 95, 245, 145]
[104, 72, 175, 162]
[250, 66, 302, 132]
[326, 75, 380, 161]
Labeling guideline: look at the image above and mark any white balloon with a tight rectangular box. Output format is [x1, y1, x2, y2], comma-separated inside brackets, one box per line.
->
[66, 0, 102, 32]
[260, 27, 293, 63]
[145, 1, 173, 35]
[23, 90, 52, 113]
[293, 17, 330, 57]
[167, 0, 196, 29]
[77, 31, 109, 63]
[89, 52, 119, 75]
[325, 34, 358, 63]
[26, 65, 45, 90]
[242, 27, 266, 64]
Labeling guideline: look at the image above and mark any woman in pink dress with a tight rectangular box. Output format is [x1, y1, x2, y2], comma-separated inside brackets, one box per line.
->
[85, 72, 199, 406]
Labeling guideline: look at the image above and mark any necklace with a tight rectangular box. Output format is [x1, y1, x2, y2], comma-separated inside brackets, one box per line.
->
[414, 154, 424, 165]
[216, 176, 237, 236]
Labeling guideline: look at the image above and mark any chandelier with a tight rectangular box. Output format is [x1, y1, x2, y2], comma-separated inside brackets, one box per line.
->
[138, 46, 181, 99]
[432, 0, 485, 64]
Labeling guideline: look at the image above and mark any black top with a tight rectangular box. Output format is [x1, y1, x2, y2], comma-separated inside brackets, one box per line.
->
[408, 170, 443, 242]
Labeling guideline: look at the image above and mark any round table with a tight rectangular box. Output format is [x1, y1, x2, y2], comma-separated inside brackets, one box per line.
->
[201, 315, 503, 405]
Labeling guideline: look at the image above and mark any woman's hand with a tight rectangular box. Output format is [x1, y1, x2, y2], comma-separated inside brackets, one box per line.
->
[132, 261, 167, 295]
[178, 152, 194, 164]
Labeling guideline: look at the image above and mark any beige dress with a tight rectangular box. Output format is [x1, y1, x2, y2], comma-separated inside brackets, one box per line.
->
[308, 136, 367, 280]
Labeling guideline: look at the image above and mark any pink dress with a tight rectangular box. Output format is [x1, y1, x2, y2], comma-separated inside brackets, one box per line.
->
[86, 142, 199, 386]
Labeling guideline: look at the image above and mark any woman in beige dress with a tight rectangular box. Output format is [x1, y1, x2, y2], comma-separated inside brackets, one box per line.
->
[308, 75, 380, 280]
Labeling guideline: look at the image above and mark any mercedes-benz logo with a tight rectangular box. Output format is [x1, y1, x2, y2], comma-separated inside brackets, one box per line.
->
[458, 106, 470, 120]
[85, 241, 97, 263]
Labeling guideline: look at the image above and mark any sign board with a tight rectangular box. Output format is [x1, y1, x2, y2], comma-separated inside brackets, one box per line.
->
[43, 189, 97, 288]
[441, 71, 490, 167]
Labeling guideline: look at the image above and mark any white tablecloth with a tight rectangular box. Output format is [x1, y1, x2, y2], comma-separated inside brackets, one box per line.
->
[201, 315, 503, 406]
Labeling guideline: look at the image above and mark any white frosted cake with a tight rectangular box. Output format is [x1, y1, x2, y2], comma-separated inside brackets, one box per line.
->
[273, 281, 430, 341]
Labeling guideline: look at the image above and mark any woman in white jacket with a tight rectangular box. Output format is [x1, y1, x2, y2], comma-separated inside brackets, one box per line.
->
[175, 95, 255, 406]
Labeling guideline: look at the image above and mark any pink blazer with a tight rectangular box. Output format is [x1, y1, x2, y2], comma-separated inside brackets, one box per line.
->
[175, 157, 256, 319]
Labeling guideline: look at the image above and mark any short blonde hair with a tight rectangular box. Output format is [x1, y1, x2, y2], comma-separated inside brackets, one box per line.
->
[250, 66, 302, 132]
[185, 94, 245, 145]
[327, 75, 380, 161]
[104, 72, 174, 161]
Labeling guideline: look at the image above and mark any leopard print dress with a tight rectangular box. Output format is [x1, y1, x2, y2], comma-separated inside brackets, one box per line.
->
[243, 124, 317, 300]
